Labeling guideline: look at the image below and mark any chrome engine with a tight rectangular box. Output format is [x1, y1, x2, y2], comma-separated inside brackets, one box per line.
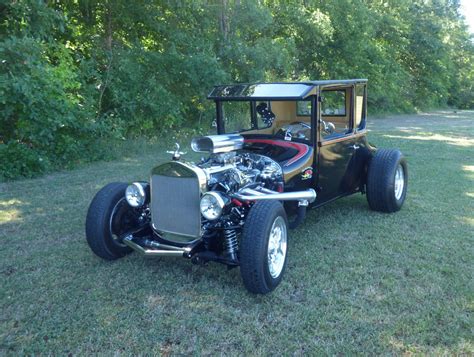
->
[191, 134, 284, 193]
[147, 135, 315, 264]
[199, 151, 284, 193]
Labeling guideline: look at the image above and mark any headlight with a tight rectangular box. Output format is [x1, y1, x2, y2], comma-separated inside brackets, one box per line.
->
[200, 192, 225, 220]
[125, 182, 146, 207]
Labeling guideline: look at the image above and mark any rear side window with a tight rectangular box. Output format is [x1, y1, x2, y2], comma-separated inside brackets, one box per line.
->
[321, 90, 346, 116]
[355, 84, 367, 130]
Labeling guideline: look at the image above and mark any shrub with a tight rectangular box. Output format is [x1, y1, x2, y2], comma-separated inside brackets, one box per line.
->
[0, 36, 101, 179]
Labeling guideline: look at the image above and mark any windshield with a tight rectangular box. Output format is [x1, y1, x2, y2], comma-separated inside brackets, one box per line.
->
[216, 99, 314, 143]
[222, 101, 274, 133]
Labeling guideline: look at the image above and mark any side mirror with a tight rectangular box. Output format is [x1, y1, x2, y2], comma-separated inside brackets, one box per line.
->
[325, 122, 335, 134]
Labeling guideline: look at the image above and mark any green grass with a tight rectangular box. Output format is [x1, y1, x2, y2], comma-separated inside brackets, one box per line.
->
[1, 111, 473, 355]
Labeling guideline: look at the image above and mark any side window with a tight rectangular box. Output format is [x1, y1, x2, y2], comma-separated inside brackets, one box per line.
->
[355, 84, 366, 130]
[321, 89, 350, 139]
[296, 101, 311, 116]
[321, 90, 346, 116]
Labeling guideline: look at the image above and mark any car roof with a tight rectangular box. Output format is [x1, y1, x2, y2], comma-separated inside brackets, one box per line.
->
[207, 79, 368, 100]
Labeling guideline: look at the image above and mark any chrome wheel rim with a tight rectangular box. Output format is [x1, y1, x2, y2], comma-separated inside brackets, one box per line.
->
[267, 216, 287, 279]
[394, 164, 405, 200]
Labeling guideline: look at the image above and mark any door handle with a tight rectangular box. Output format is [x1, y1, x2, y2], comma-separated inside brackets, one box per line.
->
[349, 144, 360, 150]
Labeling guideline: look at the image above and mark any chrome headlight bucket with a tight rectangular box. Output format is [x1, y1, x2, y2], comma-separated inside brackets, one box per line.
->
[125, 182, 148, 207]
[200, 192, 225, 220]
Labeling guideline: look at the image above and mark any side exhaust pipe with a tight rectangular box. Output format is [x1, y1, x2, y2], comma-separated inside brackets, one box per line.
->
[233, 188, 316, 204]
[233, 187, 316, 229]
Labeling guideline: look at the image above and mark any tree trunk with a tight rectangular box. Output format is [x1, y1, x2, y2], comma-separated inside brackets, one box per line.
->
[219, 0, 229, 55]
[105, 1, 113, 52]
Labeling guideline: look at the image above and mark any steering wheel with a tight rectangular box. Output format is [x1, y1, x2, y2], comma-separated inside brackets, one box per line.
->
[319, 119, 335, 134]
[276, 121, 311, 140]
[291, 121, 311, 129]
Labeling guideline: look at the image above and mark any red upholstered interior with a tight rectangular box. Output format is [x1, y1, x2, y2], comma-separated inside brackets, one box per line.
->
[244, 139, 310, 166]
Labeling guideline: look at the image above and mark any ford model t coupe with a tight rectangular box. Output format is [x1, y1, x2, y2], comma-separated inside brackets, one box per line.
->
[86, 79, 408, 294]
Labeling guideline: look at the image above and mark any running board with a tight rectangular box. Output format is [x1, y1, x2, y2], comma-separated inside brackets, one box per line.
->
[122, 235, 190, 257]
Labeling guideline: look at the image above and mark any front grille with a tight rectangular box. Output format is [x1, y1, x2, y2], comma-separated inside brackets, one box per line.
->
[151, 163, 201, 239]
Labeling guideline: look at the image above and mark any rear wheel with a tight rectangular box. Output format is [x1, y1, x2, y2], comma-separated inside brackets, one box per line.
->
[85, 182, 136, 260]
[366, 149, 408, 212]
[240, 200, 289, 294]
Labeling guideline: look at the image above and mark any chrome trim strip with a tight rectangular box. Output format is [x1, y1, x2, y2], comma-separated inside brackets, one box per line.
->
[319, 130, 367, 146]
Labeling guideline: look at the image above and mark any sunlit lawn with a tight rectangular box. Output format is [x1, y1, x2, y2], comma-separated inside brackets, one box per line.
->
[1, 111, 473, 355]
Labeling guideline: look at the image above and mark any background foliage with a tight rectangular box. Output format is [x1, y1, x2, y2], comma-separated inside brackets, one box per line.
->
[1, 0, 473, 179]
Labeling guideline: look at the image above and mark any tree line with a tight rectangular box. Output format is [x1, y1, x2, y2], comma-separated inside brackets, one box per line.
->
[1, 0, 473, 179]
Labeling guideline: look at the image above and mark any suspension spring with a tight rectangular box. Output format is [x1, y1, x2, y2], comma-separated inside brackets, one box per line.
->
[223, 228, 238, 262]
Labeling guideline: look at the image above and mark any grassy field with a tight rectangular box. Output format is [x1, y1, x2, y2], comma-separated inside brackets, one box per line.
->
[1, 111, 473, 355]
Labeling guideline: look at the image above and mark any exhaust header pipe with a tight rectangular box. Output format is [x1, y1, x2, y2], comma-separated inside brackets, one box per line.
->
[123, 235, 191, 257]
[233, 188, 316, 204]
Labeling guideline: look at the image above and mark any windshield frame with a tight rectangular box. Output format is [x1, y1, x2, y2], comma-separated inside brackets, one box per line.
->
[214, 97, 318, 147]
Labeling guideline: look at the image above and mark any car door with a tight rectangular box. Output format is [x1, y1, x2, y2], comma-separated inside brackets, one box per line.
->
[316, 86, 366, 204]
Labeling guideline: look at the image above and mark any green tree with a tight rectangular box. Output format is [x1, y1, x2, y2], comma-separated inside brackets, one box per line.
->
[1, 0, 473, 180]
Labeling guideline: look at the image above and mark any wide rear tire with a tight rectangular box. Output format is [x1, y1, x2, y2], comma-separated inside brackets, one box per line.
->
[366, 149, 408, 213]
[85, 182, 134, 260]
[240, 200, 289, 294]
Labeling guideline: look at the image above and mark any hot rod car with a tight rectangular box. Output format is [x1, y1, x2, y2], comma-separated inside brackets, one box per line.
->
[86, 79, 408, 294]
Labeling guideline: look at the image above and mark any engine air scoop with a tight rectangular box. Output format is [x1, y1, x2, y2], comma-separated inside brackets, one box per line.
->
[191, 134, 244, 154]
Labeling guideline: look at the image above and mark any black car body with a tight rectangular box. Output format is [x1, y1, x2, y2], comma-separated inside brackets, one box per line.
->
[86, 79, 408, 294]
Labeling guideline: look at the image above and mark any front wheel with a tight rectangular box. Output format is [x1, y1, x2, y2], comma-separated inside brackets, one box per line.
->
[240, 200, 289, 294]
[366, 149, 408, 212]
[85, 182, 136, 260]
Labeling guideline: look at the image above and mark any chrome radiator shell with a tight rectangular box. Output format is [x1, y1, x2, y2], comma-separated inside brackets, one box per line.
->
[150, 161, 206, 242]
